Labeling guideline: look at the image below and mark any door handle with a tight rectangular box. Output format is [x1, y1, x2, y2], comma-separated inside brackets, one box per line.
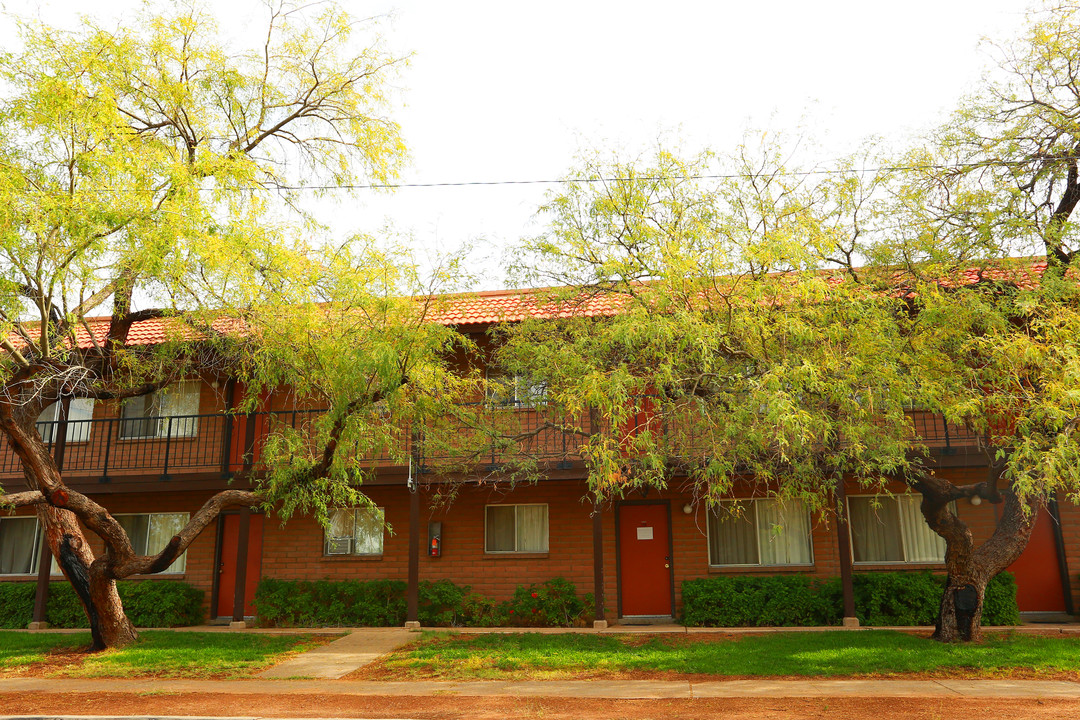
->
[664, 555, 670, 569]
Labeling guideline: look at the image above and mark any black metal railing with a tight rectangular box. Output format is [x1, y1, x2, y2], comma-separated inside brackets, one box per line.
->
[0, 404, 982, 484]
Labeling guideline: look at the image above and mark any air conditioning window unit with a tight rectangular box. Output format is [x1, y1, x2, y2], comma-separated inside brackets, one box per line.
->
[325, 536, 352, 555]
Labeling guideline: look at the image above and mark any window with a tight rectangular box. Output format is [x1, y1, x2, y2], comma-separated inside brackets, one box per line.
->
[708, 499, 813, 566]
[37, 399, 95, 443]
[324, 507, 385, 556]
[485, 504, 548, 553]
[120, 381, 200, 439]
[115, 513, 189, 573]
[848, 494, 947, 564]
[487, 374, 547, 409]
[0, 517, 60, 576]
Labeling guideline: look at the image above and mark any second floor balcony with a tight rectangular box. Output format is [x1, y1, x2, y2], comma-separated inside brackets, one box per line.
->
[0, 401, 986, 490]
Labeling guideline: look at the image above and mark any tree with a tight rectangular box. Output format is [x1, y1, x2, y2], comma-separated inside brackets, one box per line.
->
[0, 1, 410, 649]
[499, 142, 922, 609]
[855, 0, 1080, 641]
[505, 0, 1080, 645]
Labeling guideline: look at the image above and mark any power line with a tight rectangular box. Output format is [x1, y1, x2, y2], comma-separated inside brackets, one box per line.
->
[6, 158, 1049, 195]
[273, 160, 1036, 191]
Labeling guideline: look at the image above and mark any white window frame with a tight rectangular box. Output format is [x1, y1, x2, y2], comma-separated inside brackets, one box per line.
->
[36, 399, 96, 443]
[0, 517, 61, 576]
[706, 498, 815, 568]
[115, 512, 190, 573]
[484, 503, 549, 554]
[323, 507, 385, 557]
[847, 493, 949, 565]
[120, 381, 201, 440]
[486, 373, 548, 410]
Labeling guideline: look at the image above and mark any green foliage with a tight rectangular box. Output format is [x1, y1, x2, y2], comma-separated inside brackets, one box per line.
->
[0, 581, 204, 629]
[0, 630, 321, 678]
[383, 629, 1080, 680]
[417, 579, 468, 626]
[253, 578, 407, 627]
[499, 578, 589, 627]
[682, 572, 1019, 627]
[0, 583, 35, 629]
[119, 581, 206, 628]
[253, 577, 592, 628]
[983, 572, 1022, 626]
[682, 575, 841, 627]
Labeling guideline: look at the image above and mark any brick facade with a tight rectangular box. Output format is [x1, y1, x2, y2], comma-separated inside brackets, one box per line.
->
[2, 378, 1077, 623]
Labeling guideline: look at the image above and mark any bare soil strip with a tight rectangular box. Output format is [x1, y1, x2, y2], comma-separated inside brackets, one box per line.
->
[2, 692, 1080, 719]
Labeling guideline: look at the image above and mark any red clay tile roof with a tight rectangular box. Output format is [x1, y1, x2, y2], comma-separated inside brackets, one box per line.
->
[19, 259, 1059, 350]
[65, 316, 248, 350]
[425, 287, 627, 326]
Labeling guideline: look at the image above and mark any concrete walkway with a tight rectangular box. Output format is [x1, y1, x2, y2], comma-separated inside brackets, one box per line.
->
[3, 676, 1080, 699]
[256, 628, 413, 679]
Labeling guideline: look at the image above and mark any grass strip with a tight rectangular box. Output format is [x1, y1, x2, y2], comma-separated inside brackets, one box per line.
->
[379, 630, 1080, 680]
[0, 631, 332, 678]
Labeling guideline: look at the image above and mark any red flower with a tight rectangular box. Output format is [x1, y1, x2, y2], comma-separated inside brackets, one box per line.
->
[532, 608, 538, 613]
[531, 592, 538, 598]
[509, 609, 514, 614]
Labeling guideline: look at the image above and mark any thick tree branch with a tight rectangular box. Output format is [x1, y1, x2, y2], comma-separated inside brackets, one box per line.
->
[0, 490, 46, 508]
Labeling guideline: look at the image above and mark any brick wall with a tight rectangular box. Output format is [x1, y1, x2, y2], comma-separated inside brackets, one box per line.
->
[3, 468, 1078, 622]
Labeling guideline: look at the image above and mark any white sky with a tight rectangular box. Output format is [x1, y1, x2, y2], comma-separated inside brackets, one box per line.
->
[2, 0, 1033, 288]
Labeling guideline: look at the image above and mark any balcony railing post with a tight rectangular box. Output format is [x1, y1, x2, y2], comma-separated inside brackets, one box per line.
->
[221, 379, 236, 478]
[160, 416, 173, 481]
[100, 417, 113, 483]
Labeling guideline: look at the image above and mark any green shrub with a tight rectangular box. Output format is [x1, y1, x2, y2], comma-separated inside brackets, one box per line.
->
[682, 575, 840, 627]
[682, 571, 1020, 627]
[120, 580, 205, 627]
[982, 572, 1021, 626]
[0, 580, 203, 629]
[0, 583, 36, 629]
[418, 579, 468, 626]
[253, 577, 591, 628]
[501, 578, 587, 627]
[253, 578, 407, 627]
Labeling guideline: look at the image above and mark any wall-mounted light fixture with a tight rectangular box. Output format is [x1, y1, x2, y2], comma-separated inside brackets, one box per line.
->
[682, 503, 693, 515]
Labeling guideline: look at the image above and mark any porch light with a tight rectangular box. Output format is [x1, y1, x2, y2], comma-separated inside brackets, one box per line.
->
[682, 503, 693, 515]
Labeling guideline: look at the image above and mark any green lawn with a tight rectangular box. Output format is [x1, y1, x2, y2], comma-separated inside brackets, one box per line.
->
[377, 630, 1080, 680]
[0, 631, 332, 679]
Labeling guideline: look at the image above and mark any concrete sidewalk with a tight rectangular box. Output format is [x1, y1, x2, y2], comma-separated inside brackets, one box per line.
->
[2, 676, 1080, 699]
[256, 628, 412, 679]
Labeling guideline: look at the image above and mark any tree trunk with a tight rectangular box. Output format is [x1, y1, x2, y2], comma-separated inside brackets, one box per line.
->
[934, 567, 991, 643]
[39, 505, 138, 650]
[930, 491, 1038, 643]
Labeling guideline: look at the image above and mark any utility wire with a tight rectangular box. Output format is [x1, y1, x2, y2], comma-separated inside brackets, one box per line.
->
[8, 158, 1053, 195]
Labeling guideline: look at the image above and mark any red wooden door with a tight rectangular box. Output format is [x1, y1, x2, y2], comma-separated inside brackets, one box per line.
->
[1006, 506, 1066, 613]
[618, 503, 672, 616]
[217, 514, 264, 617]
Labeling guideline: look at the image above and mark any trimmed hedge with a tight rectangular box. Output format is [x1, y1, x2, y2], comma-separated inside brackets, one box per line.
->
[681, 571, 1020, 627]
[0, 580, 204, 629]
[252, 578, 408, 627]
[253, 577, 593, 628]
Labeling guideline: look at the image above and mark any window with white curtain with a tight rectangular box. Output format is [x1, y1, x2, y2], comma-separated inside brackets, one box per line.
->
[707, 499, 813, 566]
[115, 513, 189, 573]
[324, 507, 385, 556]
[485, 504, 549, 553]
[37, 399, 96, 443]
[120, 381, 201, 439]
[848, 494, 947, 564]
[0, 517, 40, 575]
[0, 517, 61, 576]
